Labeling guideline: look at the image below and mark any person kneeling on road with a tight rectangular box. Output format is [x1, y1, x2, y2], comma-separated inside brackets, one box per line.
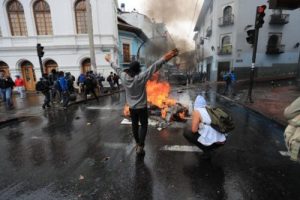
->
[105, 49, 179, 156]
[184, 95, 226, 160]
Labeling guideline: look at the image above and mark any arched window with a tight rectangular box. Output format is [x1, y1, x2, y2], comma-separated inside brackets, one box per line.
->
[268, 35, 279, 46]
[222, 36, 231, 47]
[75, 0, 88, 34]
[81, 58, 91, 74]
[223, 6, 232, 18]
[33, 0, 53, 35]
[7, 0, 27, 36]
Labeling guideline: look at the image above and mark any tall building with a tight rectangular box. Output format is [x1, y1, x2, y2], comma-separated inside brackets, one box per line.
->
[0, 0, 119, 91]
[194, 0, 300, 81]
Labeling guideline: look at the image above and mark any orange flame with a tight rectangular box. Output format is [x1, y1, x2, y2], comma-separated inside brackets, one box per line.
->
[146, 73, 176, 112]
[123, 73, 176, 119]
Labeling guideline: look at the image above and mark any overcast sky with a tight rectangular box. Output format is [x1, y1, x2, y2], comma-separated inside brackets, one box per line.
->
[118, 0, 203, 50]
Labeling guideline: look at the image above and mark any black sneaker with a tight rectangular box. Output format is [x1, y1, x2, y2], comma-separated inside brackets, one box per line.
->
[136, 145, 145, 156]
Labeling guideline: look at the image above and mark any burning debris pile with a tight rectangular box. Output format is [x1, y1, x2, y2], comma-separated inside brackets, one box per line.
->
[122, 73, 190, 128]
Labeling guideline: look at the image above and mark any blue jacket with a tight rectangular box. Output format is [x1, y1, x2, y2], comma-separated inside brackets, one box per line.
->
[58, 77, 68, 92]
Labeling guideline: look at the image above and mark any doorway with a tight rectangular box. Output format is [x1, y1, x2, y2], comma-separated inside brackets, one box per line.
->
[206, 63, 211, 81]
[217, 61, 230, 81]
[81, 58, 91, 74]
[21, 61, 36, 91]
[44, 60, 58, 74]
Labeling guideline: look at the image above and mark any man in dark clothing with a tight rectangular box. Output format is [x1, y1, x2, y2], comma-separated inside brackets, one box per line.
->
[223, 71, 232, 95]
[38, 74, 51, 109]
[96, 73, 105, 94]
[84, 74, 99, 103]
[105, 49, 179, 155]
[107, 72, 114, 91]
[113, 73, 120, 89]
[65, 72, 75, 93]
[0, 71, 15, 109]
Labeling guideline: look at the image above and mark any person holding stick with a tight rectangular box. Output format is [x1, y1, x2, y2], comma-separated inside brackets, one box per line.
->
[105, 49, 179, 156]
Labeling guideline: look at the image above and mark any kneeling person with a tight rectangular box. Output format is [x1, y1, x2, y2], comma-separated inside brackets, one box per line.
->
[184, 95, 226, 159]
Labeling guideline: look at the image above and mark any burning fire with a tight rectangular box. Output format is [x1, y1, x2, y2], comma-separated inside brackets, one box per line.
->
[146, 73, 176, 118]
[123, 73, 188, 122]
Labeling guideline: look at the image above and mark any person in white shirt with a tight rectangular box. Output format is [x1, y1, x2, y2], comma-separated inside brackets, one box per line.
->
[184, 95, 226, 159]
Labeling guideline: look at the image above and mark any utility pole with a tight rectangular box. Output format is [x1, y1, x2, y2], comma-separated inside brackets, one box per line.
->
[86, 0, 97, 73]
[247, 5, 266, 103]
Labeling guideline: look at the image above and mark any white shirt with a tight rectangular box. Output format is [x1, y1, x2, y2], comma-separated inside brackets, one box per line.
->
[196, 107, 226, 146]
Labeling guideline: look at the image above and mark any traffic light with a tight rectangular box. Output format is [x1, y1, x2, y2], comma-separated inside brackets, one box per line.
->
[246, 29, 255, 44]
[37, 43, 44, 57]
[255, 5, 267, 28]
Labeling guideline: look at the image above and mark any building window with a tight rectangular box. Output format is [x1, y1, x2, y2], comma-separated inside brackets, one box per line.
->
[223, 6, 232, 23]
[7, 0, 27, 36]
[33, 0, 53, 35]
[75, 0, 88, 34]
[218, 35, 232, 55]
[123, 43, 131, 63]
[266, 33, 285, 54]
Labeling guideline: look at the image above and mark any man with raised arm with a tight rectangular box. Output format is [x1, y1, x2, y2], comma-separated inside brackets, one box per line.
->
[105, 49, 179, 155]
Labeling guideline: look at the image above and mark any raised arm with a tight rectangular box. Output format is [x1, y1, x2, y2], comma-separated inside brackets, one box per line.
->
[105, 54, 122, 76]
[141, 49, 179, 81]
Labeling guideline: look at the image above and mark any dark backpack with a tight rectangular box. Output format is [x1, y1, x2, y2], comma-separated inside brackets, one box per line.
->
[36, 81, 47, 91]
[107, 76, 112, 82]
[206, 107, 235, 133]
[0, 78, 6, 89]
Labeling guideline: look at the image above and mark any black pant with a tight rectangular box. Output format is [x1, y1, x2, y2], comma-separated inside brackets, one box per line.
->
[42, 91, 51, 107]
[129, 107, 148, 146]
[183, 130, 224, 153]
[85, 88, 98, 102]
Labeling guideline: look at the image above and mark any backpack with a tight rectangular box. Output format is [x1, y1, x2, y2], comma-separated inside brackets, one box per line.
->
[107, 75, 112, 82]
[0, 78, 6, 89]
[206, 107, 235, 133]
[36, 81, 47, 91]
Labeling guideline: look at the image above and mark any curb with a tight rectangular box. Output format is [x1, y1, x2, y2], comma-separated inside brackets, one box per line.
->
[0, 89, 124, 126]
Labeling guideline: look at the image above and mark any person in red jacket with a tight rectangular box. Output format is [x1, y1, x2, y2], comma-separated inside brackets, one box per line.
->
[14, 75, 25, 99]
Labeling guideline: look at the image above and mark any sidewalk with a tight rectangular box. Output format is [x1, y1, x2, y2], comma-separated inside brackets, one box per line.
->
[0, 89, 123, 126]
[219, 81, 299, 126]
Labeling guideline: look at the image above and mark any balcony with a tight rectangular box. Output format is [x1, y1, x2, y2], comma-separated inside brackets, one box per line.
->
[217, 45, 232, 55]
[269, 14, 290, 25]
[218, 15, 234, 27]
[206, 26, 212, 37]
[266, 44, 285, 54]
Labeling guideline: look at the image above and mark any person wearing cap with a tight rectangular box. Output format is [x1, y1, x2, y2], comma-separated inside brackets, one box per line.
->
[183, 95, 226, 159]
[14, 75, 25, 99]
[105, 49, 179, 155]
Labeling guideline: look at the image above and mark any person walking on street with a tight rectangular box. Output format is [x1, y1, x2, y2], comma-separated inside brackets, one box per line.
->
[58, 71, 69, 109]
[230, 70, 237, 96]
[48, 69, 59, 102]
[14, 75, 25, 99]
[113, 73, 120, 89]
[223, 71, 232, 95]
[77, 73, 86, 94]
[97, 73, 105, 94]
[105, 48, 179, 156]
[107, 72, 114, 91]
[183, 95, 226, 160]
[0, 71, 15, 109]
[36, 74, 51, 109]
[84, 73, 99, 103]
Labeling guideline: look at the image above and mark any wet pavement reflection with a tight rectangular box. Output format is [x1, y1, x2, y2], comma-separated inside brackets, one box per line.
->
[0, 90, 299, 200]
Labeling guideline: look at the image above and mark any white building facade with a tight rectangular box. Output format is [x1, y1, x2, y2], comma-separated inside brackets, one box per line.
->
[0, 0, 119, 91]
[194, 0, 300, 81]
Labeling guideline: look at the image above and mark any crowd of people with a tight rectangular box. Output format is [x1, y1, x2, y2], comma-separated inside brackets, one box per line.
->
[0, 69, 121, 110]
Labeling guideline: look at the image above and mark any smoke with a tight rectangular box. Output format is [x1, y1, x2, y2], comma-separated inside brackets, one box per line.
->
[144, 0, 202, 52]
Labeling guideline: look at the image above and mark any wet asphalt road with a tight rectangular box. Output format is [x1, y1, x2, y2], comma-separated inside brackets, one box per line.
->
[0, 89, 299, 200]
